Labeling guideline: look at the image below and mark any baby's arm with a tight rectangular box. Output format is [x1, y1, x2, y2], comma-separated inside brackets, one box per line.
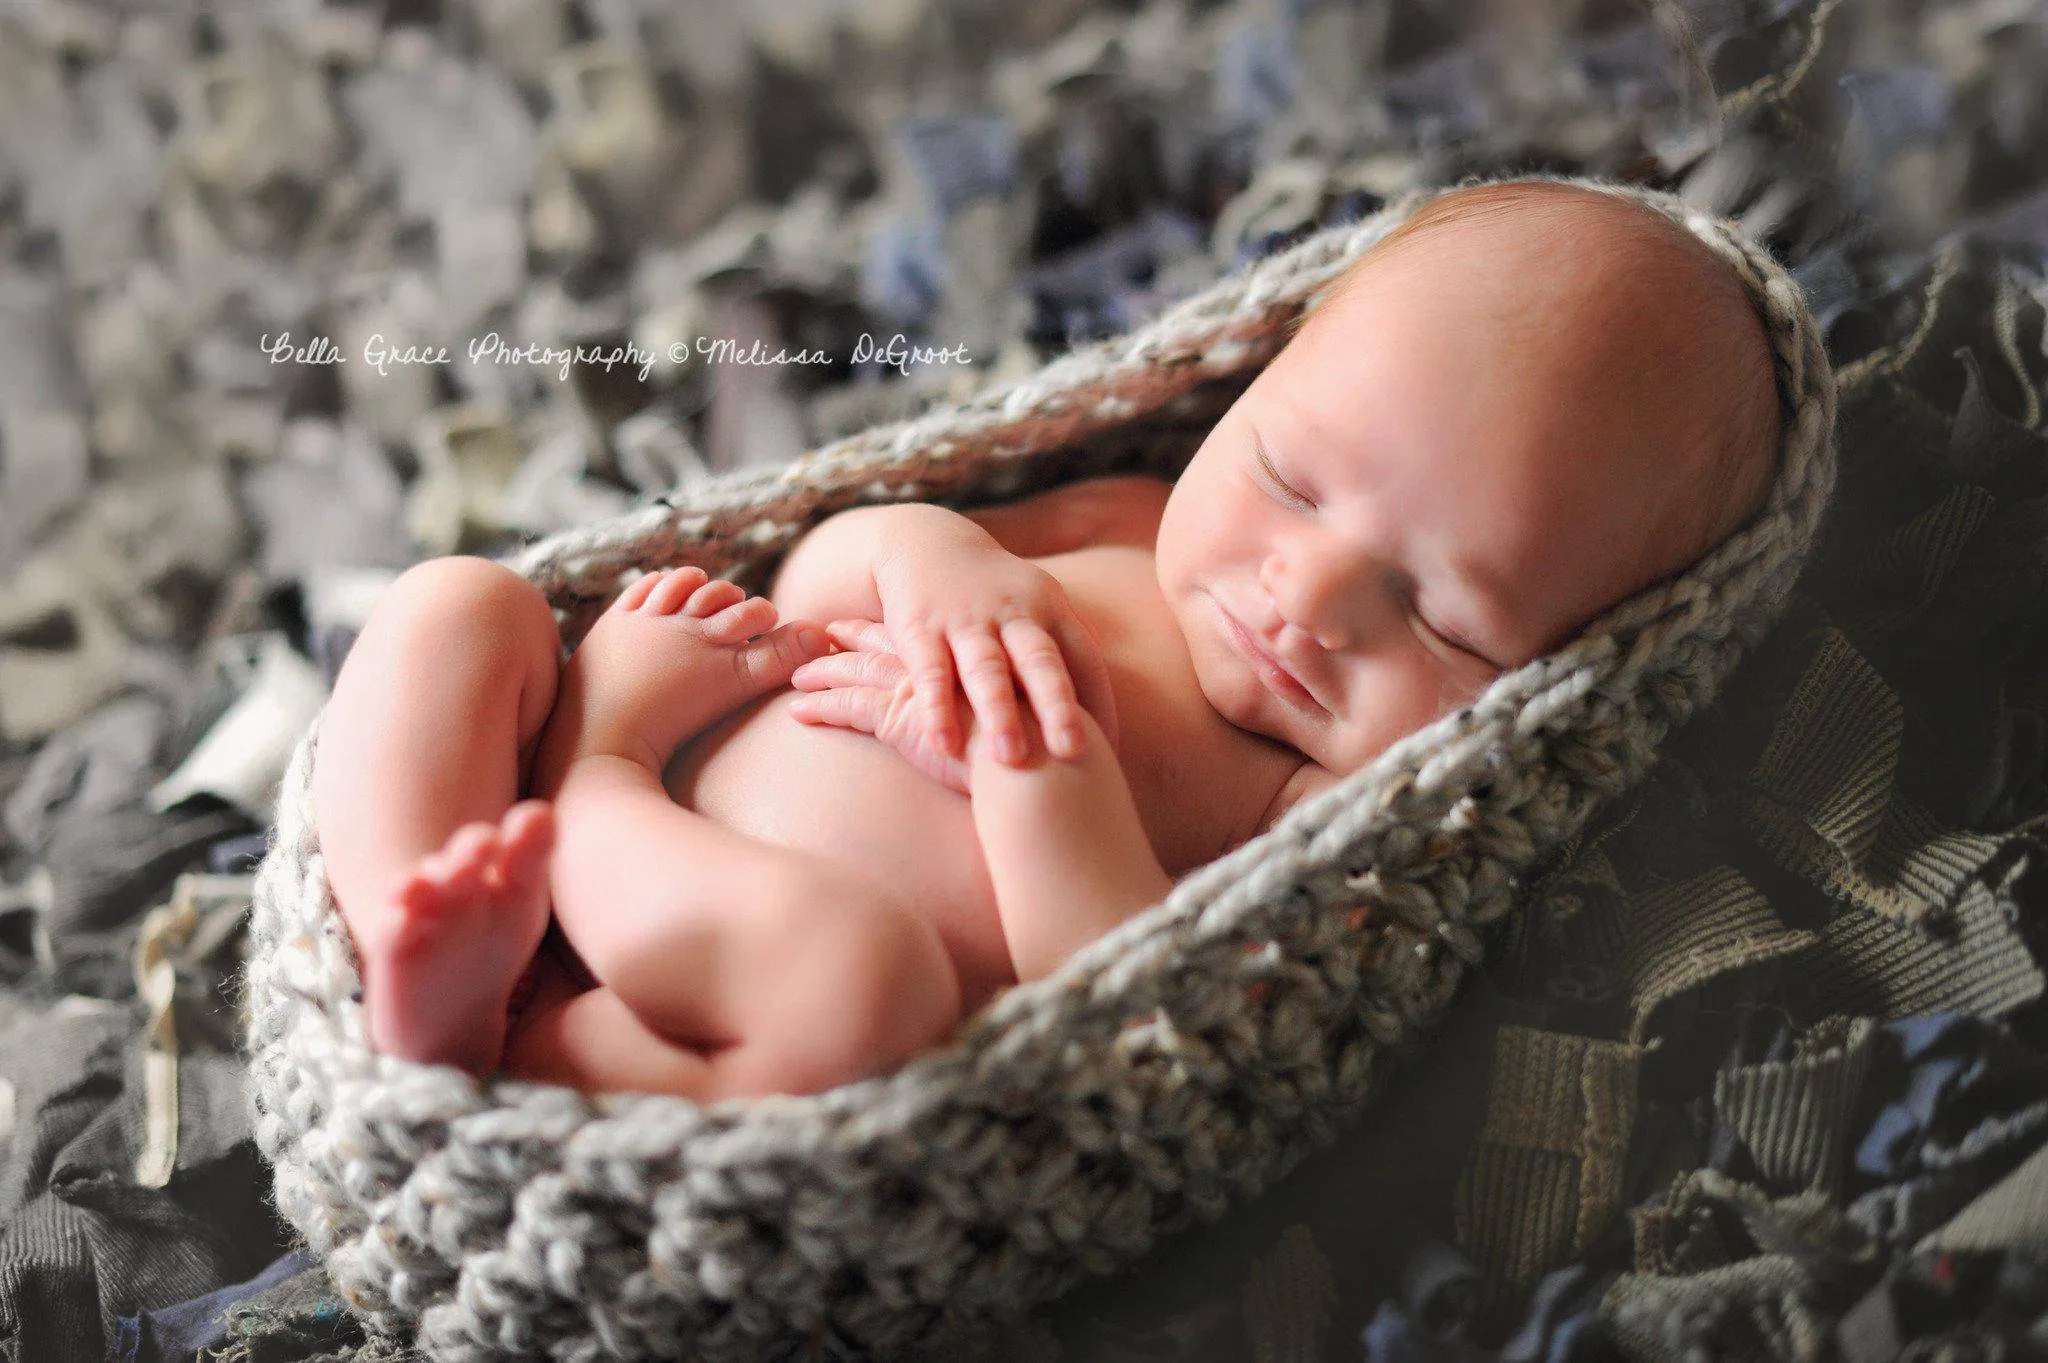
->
[767, 477, 1166, 620]
[965, 705, 1175, 983]
[786, 613, 1168, 979]
[775, 499, 1119, 766]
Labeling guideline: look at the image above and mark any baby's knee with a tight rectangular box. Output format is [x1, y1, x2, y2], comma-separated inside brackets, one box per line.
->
[372, 556, 559, 678]
[375, 557, 555, 647]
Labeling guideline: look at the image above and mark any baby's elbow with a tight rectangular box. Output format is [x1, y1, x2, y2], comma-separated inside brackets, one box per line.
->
[765, 511, 880, 622]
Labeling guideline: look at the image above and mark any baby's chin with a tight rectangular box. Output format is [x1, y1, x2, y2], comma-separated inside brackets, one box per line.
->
[1194, 664, 1273, 744]
[1220, 691, 1315, 759]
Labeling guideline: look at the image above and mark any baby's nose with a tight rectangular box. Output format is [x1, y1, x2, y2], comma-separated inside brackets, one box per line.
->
[1265, 555, 1371, 651]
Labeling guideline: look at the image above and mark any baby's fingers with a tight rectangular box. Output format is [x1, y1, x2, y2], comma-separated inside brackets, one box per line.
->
[787, 686, 887, 736]
[824, 618, 889, 652]
[998, 619, 1086, 760]
[948, 623, 1029, 765]
[790, 645, 908, 692]
[1050, 613, 1118, 754]
[896, 624, 964, 760]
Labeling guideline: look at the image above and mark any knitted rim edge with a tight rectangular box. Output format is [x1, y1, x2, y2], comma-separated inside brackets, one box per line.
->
[242, 173, 1838, 1362]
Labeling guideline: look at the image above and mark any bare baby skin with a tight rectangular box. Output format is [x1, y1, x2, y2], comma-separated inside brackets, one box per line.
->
[314, 181, 1776, 1099]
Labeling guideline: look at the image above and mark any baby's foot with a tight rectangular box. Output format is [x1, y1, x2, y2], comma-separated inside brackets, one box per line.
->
[359, 800, 555, 1074]
[540, 566, 829, 779]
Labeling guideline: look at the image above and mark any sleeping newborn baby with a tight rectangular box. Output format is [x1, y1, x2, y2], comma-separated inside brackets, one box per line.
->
[312, 179, 1781, 1100]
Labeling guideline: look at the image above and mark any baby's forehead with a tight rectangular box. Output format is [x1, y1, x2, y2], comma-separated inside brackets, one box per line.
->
[1267, 184, 1780, 551]
[1288, 188, 1769, 419]
[1343, 190, 1731, 333]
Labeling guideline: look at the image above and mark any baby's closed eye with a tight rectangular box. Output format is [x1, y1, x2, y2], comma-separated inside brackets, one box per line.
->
[1410, 609, 1498, 672]
[1422, 617, 1485, 662]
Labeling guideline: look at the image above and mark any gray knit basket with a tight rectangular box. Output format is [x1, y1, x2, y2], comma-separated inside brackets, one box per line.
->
[243, 174, 1838, 1361]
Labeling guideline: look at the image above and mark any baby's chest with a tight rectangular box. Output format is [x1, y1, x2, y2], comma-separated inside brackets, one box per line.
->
[1034, 546, 1272, 869]
[1033, 544, 1187, 731]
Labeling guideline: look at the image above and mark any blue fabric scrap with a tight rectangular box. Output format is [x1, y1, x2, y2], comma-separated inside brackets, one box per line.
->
[900, 114, 1018, 215]
[111, 1249, 316, 1363]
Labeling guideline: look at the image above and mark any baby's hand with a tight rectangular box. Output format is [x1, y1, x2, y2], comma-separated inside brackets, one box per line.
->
[788, 619, 973, 795]
[870, 521, 1118, 767]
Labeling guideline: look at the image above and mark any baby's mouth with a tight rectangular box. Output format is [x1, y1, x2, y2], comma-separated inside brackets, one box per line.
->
[1217, 600, 1325, 714]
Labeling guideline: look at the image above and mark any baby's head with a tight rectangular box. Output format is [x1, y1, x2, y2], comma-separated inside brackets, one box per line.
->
[1154, 178, 1781, 776]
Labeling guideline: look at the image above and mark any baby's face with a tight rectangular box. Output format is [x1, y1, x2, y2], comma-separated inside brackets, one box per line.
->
[1154, 216, 1741, 776]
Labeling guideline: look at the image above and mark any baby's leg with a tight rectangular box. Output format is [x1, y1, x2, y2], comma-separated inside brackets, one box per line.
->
[507, 810, 962, 1096]
[507, 765, 964, 1100]
[312, 557, 564, 1073]
[516, 570, 963, 1098]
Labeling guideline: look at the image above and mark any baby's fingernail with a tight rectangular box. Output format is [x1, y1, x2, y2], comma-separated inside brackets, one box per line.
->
[1059, 726, 1083, 758]
[1000, 733, 1025, 763]
[796, 625, 828, 654]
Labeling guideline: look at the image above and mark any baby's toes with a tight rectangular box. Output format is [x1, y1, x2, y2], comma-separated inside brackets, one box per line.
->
[495, 803, 555, 888]
[699, 594, 777, 645]
[614, 572, 661, 613]
[641, 567, 712, 615]
[433, 823, 498, 894]
[388, 869, 446, 931]
[679, 578, 745, 619]
[500, 801, 554, 855]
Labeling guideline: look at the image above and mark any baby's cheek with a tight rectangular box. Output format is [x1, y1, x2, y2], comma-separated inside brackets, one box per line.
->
[1370, 662, 1475, 739]
[1440, 650, 1503, 707]
[1337, 663, 1442, 757]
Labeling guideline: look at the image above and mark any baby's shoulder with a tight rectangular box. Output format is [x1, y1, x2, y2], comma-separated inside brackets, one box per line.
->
[1029, 474, 1170, 554]
[963, 474, 1170, 559]
[1085, 475, 1172, 549]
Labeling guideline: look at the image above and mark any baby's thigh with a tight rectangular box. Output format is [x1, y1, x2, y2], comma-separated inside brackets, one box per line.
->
[729, 851, 965, 1037]
[315, 557, 564, 902]
[555, 827, 964, 1083]
[509, 860, 966, 1096]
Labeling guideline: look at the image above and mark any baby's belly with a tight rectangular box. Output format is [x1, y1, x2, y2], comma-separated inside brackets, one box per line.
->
[662, 690, 1017, 1015]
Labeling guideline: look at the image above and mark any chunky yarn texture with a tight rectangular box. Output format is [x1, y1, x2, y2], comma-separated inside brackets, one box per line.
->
[243, 175, 1839, 1361]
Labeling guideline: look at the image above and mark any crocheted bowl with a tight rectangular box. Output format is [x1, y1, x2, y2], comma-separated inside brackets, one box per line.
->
[244, 175, 1837, 1361]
